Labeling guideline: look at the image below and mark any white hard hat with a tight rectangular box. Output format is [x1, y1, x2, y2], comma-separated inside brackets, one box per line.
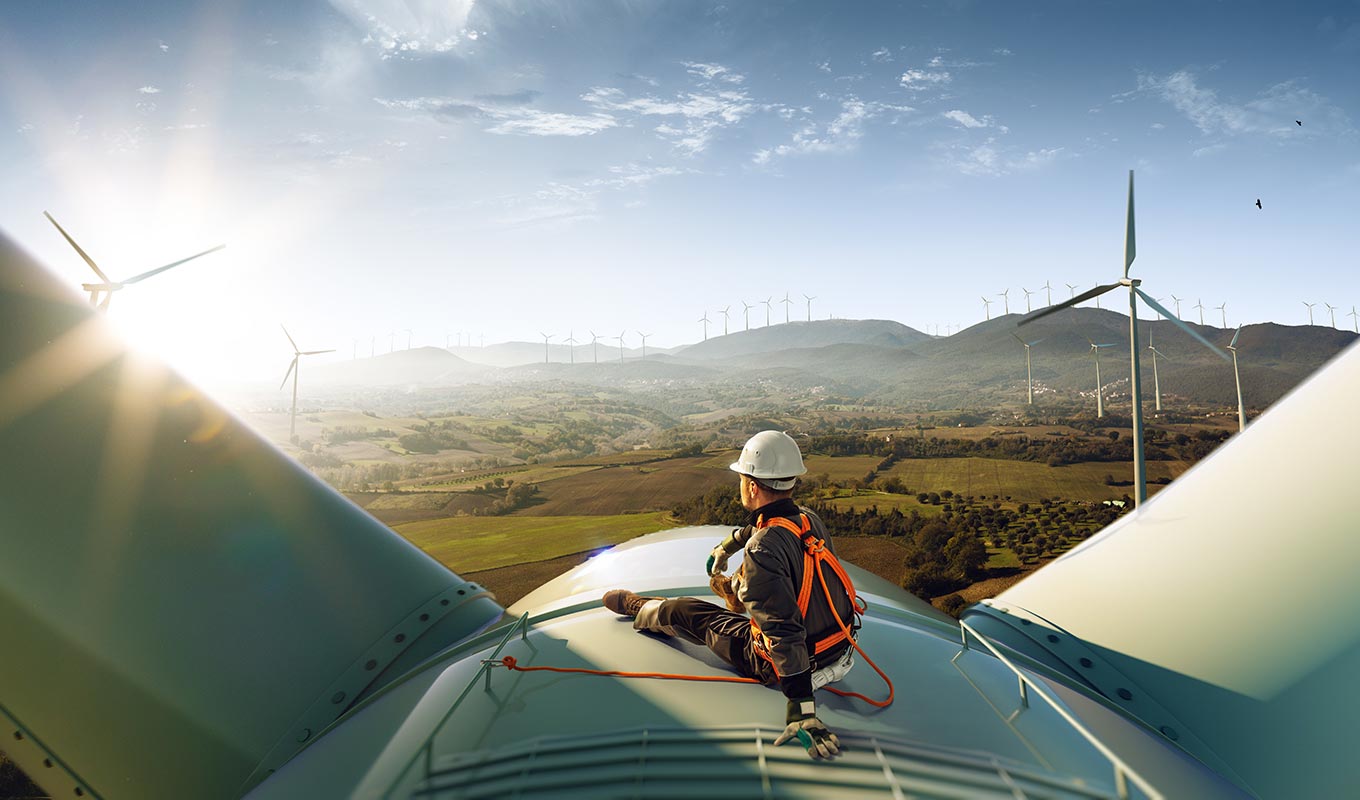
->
[729, 430, 807, 490]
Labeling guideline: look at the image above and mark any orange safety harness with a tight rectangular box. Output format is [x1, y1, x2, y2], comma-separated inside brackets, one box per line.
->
[489, 514, 894, 709]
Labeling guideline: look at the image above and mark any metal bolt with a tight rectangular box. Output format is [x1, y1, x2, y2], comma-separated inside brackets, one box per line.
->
[1046, 634, 1060, 643]
[1160, 726, 1179, 741]
[419, 613, 430, 622]
[1079, 657, 1093, 669]
[394, 633, 406, 644]
[364, 659, 377, 671]
[1117, 688, 1133, 701]
[297, 728, 312, 743]
[331, 691, 346, 705]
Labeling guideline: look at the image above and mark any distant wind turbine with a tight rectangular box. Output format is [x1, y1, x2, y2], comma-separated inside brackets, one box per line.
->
[1349, 306, 1359, 334]
[446, 332, 453, 348]
[404, 329, 413, 350]
[638, 331, 651, 360]
[998, 288, 1010, 315]
[742, 301, 753, 331]
[564, 331, 578, 364]
[351, 339, 358, 360]
[698, 312, 710, 341]
[762, 296, 773, 327]
[1324, 302, 1337, 329]
[1147, 333, 1171, 412]
[1066, 282, 1078, 299]
[540, 332, 553, 363]
[1195, 300, 1205, 326]
[720, 305, 731, 335]
[1227, 327, 1246, 432]
[44, 211, 225, 310]
[1303, 301, 1316, 326]
[279, 326, 334, 440]
[1020, 170, 1229, 507]
[981, 296, 993, 320]
[1215, 303, 1227, 329]
[1022, 287, 1036, 313]
[1042, 280, 1053, 307]
[803, 294, 815, 322]
[1169, 295, 1182, 319]
[388, 331, 395, 353]
[590, 330, 600, 363]
[370, 336, 375, 358]
[1010, 333, 1043, 405]
[615, 331, 626, 362]
[480, 333, 485, 348]
[1087, 338, 1118, 419]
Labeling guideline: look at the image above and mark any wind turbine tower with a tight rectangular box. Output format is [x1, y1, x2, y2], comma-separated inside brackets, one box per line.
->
[1010, 333, 1042, 405]
[1042, 281, 1053, 307]
[1215, 303, 1227, 329]
[1170, 295, 1182, 319]
[1325, 303, 1337, 328]
[43, 211, 225, 310]
[998, 288, 1010, 315]
[1304, 301, 1316, 326]
[1065, 282, 1078, 299]
[590, 330, 600, 363]
[1148, 336, 1172, 412]
[781, 292, 792, 323]
[762, 296, 773, 327]
[1227, 327, 1246, 432]
[614, 331, 626, 362]
[1022, 287, 1036, 313]
[981, 296, 993, 320]
[540, 332, 553, 364]
[698, 312, 710, 341]
[1019, 171, 1228, 507]
[638, 332, 651, 360]
[351, 339, 357, 360]
[1349, 306, 1359, 333]
[279, 326, 335, 440]
[1088, 339, 1117, 419]
[564, 331, 578, 364]
[1195, 300, 1205, 326]
[720, 306, 730, 335]
[803, 295, 815, 322]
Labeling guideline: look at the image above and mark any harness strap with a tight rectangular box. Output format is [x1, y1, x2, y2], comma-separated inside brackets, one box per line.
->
[748, 513, 858, 662]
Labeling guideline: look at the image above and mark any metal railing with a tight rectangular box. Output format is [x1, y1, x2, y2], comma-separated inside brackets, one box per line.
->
[955, 620, 1163, 800]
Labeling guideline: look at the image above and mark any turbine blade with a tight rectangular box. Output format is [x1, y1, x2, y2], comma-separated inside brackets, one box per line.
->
[44, 211, 111, 282]
[301, 349, 335, 355]
[279, 357, 297, 390]
[280, 325, 299, 352]
[1135, 288, 1229, 361]
[1230, 326, 1241, 349]
[1010, 332, 1025, 345]
[1018, 282, 1121, 326]
[99, 292, 112, 311]
[1028, 338, 1044, 346]
[121, 244, 225, 285]
[1124, 170, 1136, 277]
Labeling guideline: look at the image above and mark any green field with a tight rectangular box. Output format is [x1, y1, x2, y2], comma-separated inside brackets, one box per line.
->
[823, 491, 944, 516]
[882, 457, 1186, 502]
[520, 457, 733, 516]
[394, 512, 678, 573]
[801, 454, 883, 482]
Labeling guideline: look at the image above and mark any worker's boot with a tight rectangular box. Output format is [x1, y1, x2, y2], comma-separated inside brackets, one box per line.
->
[602, 589, 663, 617]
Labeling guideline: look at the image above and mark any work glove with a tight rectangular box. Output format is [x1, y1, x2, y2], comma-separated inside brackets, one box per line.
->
[705, 544, 730, 576]
[704, 529, 744, 576]
[773, 697, 841, 760]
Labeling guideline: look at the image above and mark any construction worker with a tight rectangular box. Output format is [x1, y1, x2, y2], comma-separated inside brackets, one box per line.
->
[603, 430, 856, 760]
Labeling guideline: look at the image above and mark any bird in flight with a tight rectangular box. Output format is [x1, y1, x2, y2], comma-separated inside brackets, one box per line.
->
[1255, 199, 1262, 209]
[1296, 120, 1302, 126]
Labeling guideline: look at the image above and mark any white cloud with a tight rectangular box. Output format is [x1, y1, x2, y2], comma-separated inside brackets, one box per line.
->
[1150, 122, 1165, 130]
[871, 48, 892, 63]
[994, 48, 1012, 56]
[1192, 143, 1227, 158]
[816, 61, 832, 73]
[138, 85, 161, 94]
[942, 109, 990, 128]
[945, 138, 1064, 176]
[754, 98, 912, 163]
[375, 96, 617, 137]
[900, 69, 951, 89]
[329, 0, 478, 57]
[157, 41, 169, 53]
[684, 62, 744, 85]
[1140, 70, 1352, 137]
[582, 72, 755, 156]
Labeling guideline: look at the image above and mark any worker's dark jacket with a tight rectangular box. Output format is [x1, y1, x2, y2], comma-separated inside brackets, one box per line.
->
[732, 498, 856, 695]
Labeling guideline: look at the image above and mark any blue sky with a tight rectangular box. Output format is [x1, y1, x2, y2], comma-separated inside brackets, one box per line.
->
[1, 1, 1357, 385]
